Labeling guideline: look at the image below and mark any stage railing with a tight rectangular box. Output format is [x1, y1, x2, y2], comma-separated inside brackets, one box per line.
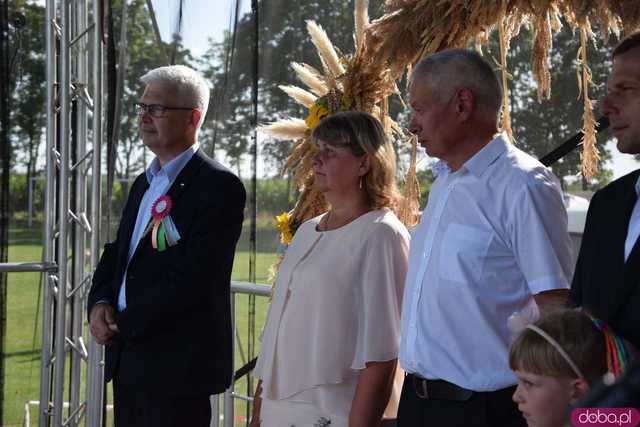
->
[0, 259, 271, 426]
[218, 281, 271, 427]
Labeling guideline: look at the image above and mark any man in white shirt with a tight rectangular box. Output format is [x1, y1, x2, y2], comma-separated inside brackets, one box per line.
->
[569, 33, 640, 352]
[398, 49, 573, 426]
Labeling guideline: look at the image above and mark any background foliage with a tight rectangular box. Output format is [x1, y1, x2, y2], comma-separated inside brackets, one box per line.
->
[6, 0, 619, 219]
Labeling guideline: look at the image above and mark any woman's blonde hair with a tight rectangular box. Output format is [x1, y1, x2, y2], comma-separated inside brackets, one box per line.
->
[509, 309, 607, 385]
[311, 111, 401, 212]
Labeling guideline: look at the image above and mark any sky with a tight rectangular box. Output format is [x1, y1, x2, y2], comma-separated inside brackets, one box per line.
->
[605, 141, 640, 180]
[152, 0, 251, 57]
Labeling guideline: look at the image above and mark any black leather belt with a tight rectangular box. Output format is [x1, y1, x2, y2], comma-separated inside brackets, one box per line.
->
[409, 373, 474, 401]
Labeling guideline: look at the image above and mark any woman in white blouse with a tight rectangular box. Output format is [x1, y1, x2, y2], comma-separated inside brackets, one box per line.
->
[251, 111, 410, 427]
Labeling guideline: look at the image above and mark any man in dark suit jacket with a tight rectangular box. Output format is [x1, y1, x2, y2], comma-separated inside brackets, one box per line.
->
[88, 65, 246, 426]
[569, 33, 640, 351]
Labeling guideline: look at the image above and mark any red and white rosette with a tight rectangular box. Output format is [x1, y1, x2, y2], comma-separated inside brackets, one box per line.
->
[149, 195, 180, 251]
[151, 195, 172, 221]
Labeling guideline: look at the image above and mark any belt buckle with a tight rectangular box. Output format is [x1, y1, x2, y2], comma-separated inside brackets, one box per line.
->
[413, 375, 429, 399]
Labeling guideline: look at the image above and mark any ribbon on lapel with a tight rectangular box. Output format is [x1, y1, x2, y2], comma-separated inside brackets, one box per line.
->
[128, 149, 207, 261]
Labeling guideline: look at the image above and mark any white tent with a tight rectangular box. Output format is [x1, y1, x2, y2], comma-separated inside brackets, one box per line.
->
[564, 193, 590, 265]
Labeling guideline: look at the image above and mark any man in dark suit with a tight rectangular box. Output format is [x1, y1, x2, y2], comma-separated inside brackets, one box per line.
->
[569, 33, 640, 351]
[88, 65, 246, 426]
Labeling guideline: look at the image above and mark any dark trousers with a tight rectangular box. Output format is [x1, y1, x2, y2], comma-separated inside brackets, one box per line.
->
[113, 380, 211, 427]
[397, 375, 526, 427]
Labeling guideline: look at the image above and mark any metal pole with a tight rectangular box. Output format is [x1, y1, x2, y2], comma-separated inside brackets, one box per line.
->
[210, 395, 220, 427]
[144, 0, 170, 65]
[249, 0, 259, 287]
[0, 263, 57, 273]
[230, 281, 270, 297]
[53, 0, 71, 422]
[28, 177, 34, 228]
[39, 0, 57, 425]
[85, 0, 104, 423]
[223, 293, 235, 427]
[110, 0, 127, 154]
[247, 2, 259, 419]
[69, 0, 89, 423]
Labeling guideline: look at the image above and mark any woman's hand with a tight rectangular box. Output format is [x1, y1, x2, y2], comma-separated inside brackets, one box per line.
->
[349, 359, 397, 427]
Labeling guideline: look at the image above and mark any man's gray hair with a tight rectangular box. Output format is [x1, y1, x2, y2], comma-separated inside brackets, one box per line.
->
[412, 49, 502, 119]
[141, 65, 210, 128]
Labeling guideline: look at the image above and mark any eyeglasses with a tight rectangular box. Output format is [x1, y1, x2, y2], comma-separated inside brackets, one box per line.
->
[135, 102, 194, 118]
[311, 140, 365, 162]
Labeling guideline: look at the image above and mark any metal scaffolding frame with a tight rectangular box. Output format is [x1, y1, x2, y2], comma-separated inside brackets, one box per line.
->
[0, 1, 267, 425]
[0, 0, 105, 425]
[42, 0, 103, 425]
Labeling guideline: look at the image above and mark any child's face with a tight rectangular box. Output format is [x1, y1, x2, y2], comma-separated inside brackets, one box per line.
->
[512, 370, 576, 427]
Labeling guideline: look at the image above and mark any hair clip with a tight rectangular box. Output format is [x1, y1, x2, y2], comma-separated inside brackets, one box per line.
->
[590, 317, 629, 378]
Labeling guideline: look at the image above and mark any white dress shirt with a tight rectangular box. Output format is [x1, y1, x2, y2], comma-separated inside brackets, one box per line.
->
[399, 133, 573, 391]
[624, 175, 640, 261]
[117, 143, 199, 311]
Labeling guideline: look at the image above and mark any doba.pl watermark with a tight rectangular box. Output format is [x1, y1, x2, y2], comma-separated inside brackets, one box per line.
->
[571, 408, 640, 426]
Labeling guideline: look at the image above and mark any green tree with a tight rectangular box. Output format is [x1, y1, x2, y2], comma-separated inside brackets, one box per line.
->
[201, 0, 386, 175]
[490, 25, 615, 188]
[9, 1, 45, 209]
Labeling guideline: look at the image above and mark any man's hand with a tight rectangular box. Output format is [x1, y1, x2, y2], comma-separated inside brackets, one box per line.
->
[534, 289, 569, 315]
[89, 303, 118, 345]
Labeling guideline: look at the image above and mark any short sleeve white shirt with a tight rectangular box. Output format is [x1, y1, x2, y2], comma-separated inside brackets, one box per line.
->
[399, 133, 573, 391]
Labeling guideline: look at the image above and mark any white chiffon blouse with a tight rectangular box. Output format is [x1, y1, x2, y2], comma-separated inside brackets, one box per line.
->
[254, 208, 410, 418]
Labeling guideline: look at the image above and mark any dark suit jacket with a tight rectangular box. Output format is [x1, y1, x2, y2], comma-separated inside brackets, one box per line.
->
[88, 149, 246, 396]
[569, 169, 640, 349]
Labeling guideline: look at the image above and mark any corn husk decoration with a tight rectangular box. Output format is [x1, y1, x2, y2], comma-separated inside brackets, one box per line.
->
[397, 135, 421, 226]
[363, 0, 640, 177]
[497, 3, 514, 142]
[577, 27, 600, 178]
[260, 2, 420, 248]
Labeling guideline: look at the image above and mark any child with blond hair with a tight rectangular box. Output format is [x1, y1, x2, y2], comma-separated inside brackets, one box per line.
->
[508, 309, 630, 427]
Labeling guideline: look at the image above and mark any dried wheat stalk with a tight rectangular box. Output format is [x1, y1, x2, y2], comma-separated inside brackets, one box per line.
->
[279, 85, 317, 108]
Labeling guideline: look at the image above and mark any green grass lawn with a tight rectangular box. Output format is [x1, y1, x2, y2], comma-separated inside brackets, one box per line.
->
[4, 222, 280, 426]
